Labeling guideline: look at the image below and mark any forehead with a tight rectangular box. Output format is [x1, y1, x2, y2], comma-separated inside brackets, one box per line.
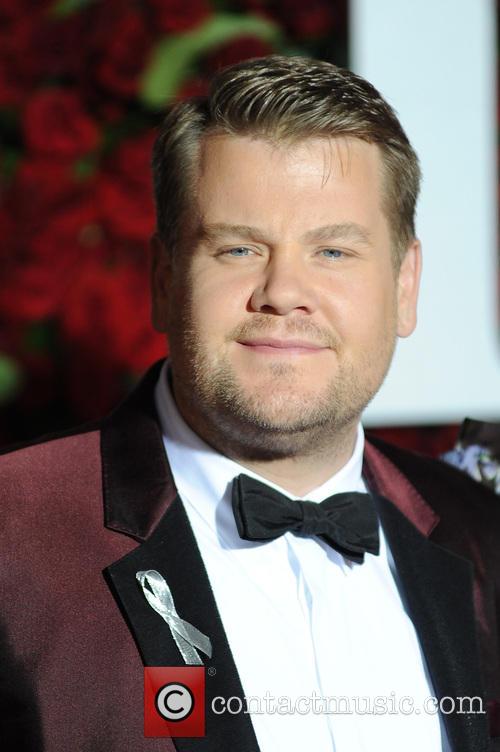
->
[198, 133, 383, 180]
[192, 134, 388, 241]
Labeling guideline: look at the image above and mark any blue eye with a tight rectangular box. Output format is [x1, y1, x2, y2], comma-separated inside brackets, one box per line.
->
[227, 247, 251, 256]
[321, 248, 344, 259]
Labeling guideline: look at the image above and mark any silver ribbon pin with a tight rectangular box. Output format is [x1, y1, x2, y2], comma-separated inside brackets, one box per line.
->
[136, 569, 212, 665]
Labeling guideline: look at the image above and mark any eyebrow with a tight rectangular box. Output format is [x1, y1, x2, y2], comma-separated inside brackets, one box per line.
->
[197, 223, 268, 244]
[302, 223, 373, 245]
[196, 222, 373, 246]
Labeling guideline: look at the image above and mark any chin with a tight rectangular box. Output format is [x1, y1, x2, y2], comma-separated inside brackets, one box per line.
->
[239, 359, 327, 388]
[231, 388, 333, 429]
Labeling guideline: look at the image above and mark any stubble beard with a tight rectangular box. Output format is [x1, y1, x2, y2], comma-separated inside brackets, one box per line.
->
[169, 314, 397, 462]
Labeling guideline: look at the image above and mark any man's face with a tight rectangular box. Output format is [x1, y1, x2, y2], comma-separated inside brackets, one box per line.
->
[152, 135, 420, 459]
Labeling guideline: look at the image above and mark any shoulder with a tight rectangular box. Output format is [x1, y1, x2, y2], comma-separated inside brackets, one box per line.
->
[366, 433, 500, 528]
[0, 421, 103, 509]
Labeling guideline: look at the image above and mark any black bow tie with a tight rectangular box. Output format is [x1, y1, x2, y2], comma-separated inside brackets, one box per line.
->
[232, 474, 380, 564]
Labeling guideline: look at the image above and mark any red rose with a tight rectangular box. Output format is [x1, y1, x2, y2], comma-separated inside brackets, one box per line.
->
[60, 258, 165, 373]
[5, 158, 81, 210]
[0, 201, 98, 322]
[0, 135, 159, 325]
[60, 258, 164, 420]
[90, 5, 153, 98]
[32, 12, 91, 84]
[0, 12, 39, 106]
[146, 0, 210, 34]
[0, 159, 98, 322]
[273, 0, 337, 38]
[97, 131, 156, 243]
[205, 36, 275, 72]
[23, 89, 100, 158]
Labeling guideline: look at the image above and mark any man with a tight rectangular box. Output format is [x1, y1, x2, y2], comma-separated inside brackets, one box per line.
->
[1, 56, 499, 752]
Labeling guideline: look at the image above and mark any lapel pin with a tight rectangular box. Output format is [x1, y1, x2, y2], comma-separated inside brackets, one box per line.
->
[136, 569, 212, 665]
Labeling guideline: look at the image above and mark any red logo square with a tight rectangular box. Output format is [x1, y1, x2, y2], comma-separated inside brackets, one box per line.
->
[144, 666, 205, 737]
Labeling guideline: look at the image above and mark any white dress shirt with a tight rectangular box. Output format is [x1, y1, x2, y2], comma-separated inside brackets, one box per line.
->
[154, 362, 449, 752]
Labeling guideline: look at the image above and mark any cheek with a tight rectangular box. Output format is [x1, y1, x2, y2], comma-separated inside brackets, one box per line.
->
[325, 274, 397, 343]
[190, 266, 250, 330]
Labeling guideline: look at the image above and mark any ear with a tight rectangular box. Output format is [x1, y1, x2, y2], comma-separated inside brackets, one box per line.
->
[150, 233, 173, 333]
[396, 238, 422, 338]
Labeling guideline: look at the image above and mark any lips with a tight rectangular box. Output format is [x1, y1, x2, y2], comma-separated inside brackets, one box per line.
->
[237, 337, 328, 353]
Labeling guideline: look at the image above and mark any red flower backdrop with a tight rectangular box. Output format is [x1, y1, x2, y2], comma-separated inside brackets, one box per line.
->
[0, 0, 460, 456]
[0, 0, 348, 445]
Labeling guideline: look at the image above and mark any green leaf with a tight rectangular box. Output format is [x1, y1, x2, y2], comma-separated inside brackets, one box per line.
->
[140, 13, 283, 108]
[73, 155, 98, 180]
[0, 355, 22, 404]
[49, 0, 96, 18]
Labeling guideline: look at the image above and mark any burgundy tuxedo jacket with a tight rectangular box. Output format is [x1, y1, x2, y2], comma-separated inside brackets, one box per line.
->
[1, 360, 500, 752]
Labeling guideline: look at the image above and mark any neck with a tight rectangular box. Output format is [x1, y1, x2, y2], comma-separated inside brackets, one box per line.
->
[169, 387, 359, 498]
[232, 426, 359, 496]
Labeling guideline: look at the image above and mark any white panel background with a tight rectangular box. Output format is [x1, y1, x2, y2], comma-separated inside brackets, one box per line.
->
[350, 0, 500, 425]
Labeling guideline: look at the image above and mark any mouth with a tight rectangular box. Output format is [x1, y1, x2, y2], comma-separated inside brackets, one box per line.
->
[236, 338, 329, 355]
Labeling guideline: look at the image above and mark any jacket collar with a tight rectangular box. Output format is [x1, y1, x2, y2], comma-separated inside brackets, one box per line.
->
[363, 440, 439, 537]
[101, 360, 177, 540]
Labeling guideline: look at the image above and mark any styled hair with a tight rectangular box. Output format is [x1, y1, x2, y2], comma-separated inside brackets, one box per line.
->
[152, 55, 421, 265]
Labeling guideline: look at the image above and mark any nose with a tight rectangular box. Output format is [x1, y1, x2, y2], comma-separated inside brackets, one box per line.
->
[249, 248, 317, 315]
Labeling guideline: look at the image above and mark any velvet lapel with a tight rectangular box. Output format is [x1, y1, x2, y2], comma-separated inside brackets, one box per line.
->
[375, 494, 489, 752]
[364, 442, 492, 750]
[101, 362, 260, 751]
